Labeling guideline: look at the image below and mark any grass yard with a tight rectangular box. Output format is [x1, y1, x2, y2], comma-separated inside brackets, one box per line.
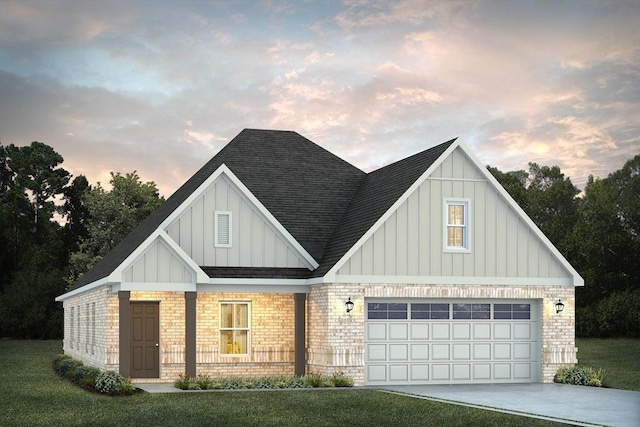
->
[576, 338, 640, 391]
[0, 340, 569, 427]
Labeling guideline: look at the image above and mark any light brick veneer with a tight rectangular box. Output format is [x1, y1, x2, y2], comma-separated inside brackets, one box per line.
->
[307, 283, 577, 386]
[63, 289, 296, 382]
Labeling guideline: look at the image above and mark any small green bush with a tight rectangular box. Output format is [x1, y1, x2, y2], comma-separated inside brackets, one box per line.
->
[59, 358, 83, 379]
[331, 371, 354, 387]
[95, 371, 125, 394]
[53, 354, 72, 373]
[305, 372, 334, 388]
[554, 365, 606, 387]
[74, 365, 101, 390]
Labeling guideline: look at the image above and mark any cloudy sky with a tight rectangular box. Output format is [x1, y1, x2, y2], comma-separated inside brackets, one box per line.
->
[1, 0, 638, 197]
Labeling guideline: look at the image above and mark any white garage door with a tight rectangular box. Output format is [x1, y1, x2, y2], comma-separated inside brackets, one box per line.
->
[365, 300, 539, 385]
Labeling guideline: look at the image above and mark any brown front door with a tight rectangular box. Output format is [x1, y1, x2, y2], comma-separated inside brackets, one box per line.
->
[130, 302, 159, 378]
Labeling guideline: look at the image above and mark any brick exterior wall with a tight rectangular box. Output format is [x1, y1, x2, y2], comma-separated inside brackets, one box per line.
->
[63, 289, 296, 382]
[61, 285, 118, 372]
[63, 283, 576, 385]
[307, 283, 577, 386]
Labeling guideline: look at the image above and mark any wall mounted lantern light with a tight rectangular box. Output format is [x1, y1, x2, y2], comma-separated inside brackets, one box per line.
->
[555, 299, 565, 314]
[345, 297, 354, 314]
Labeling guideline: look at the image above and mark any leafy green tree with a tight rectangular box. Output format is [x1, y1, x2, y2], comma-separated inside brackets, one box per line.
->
[68, 171, 164, 284]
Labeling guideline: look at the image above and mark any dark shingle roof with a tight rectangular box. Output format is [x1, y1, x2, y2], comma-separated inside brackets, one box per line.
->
[313, 138, 456, 277]
[72, 129, 365, 289]
[70, 129, 455, 290]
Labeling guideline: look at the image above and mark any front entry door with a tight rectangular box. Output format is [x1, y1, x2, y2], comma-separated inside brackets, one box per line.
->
[130, 302, 159, 378]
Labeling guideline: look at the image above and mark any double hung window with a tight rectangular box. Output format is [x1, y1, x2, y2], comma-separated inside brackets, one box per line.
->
[220, 302, 250, 355]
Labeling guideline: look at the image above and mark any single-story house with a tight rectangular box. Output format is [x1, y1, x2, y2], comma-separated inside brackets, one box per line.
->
[56, 129, 583, 385]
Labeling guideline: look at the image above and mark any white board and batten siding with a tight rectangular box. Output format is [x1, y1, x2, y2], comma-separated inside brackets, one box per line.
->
[165, 174, 308, 269]
[337, 147, 572, 282]
[123, 238, 194, 284]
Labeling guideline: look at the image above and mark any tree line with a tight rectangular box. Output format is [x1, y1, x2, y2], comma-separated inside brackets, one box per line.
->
[0, 141, 163, 338]
[0, 141, 638, 338]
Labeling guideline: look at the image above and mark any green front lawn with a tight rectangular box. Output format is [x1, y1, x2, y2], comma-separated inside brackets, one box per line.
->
[0, 340, 567, 427]
[576, 338, 640, 391]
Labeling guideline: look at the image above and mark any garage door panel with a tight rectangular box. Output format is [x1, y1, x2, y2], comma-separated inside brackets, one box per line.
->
[364, 300, 539, 385]
[452, 343, 471, 360]
[389, 323, 408, 340]
[493, 343, 511, 359]
[432, 324, 450, 340]
[410, 323, 428, 340]
[389, 344, 408, 361]
[410, 344, 429, 360]
[367, 365, 387, 382]
[514, 323, 532, 340]
[494, 323, 511, 339]
[367, 344, 387, 361]
[453, 364, 471, 380]
[514, 342, 532, 359]
[494, 363, 512, 379]
[367, 323, 386, 340]
[514, 363, 532, 379]
[432, 344, 450, 360]
[432, 364, 450, 380]
[473, 364, 491, 380]
[411, 364, 429, 381]
[473, 343, 491, 359]
[453, 323, 471, 339]
[473, 323, 491, 339]
[389, 365, 408, 381]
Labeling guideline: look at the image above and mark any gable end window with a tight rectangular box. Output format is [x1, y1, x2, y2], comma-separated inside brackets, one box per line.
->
[444, 200, 470, 251]
[215, 211, 232, 247]
[220, 302, 250, 355]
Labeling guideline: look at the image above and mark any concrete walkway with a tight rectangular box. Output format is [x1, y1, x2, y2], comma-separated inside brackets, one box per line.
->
[381, 383, 640, 427]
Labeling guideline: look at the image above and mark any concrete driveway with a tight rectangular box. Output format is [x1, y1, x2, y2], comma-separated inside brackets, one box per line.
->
[380, 383, 640, 427]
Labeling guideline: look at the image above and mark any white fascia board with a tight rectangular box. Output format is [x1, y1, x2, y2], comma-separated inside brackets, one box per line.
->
[325, 140, 461, 279]
[118, 282, 197, 292]
[455, 141, 584, 287]
[198, 283, 311, 294]
[55, 277, 111, 302]
[108, 228, 209, 284]
[159, 163, 319, 270]
[333, 274, 576, 286]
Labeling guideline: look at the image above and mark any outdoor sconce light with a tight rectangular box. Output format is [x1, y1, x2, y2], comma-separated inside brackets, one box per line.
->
[345, 297, 354, 314]
[555, 299, 565, 314]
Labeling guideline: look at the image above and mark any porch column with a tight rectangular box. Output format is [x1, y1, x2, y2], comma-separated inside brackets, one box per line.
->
[185, 291, 197, 377]
[294, 293, 306, 376]
[118, 291, 131, 377]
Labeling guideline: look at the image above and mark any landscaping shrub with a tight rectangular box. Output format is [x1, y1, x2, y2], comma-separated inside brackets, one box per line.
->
[173, 373, 351, 390]
[330, 371, 354, 387]
[74, 365, 101, 390]
[554, 365, 606, 387]
[53, 354, 72, 374]
[53, 356, 136, 396]
[95, 371, 126, 394]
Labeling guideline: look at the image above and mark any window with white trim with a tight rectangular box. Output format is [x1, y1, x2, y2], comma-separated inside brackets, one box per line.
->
[220, 302, 250, 355]
[444, 200, 470, 251]
[215, 211, 232, 247]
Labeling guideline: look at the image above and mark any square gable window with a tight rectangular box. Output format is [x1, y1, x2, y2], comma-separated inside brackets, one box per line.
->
[444, 199, 470, 252]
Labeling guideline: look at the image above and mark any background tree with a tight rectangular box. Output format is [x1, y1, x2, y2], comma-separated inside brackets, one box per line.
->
[488, 162, 580, 253]
[0, 142, 70, 338]
[67, 171, 164, 284]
